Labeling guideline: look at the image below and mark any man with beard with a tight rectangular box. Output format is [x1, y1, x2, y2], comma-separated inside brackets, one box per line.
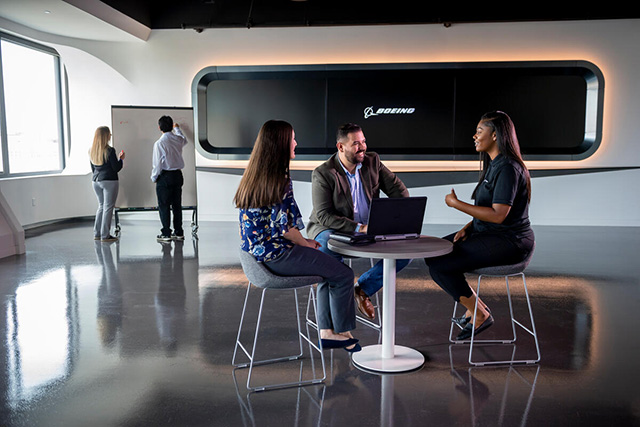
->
[307, 123, 411, 321]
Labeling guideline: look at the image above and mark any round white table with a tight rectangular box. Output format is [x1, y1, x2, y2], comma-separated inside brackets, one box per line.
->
[329, 236, 453, 373]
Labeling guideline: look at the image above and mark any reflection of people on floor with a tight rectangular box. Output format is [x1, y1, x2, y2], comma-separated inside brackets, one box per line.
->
[321, 356, 409, 425]
[155, 240, 186, 355]
[450, 368, 491, 425]
[95, 241, 123, 348]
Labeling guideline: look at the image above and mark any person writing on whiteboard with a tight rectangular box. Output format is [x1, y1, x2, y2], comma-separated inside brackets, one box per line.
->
[151, 115, 188, 242]
[90, 126, 124, 242]
[424, 111, 535, 340]
[307, 123, 410, 321]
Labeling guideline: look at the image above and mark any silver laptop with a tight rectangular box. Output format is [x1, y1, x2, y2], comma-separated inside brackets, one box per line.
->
[330, 196, 427, 244]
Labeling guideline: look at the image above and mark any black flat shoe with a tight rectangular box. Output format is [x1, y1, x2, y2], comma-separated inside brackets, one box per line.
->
[452, 307, 491, 328]
[456, 315, 494, 341]
[344, 343, 362, 353]
[320, 337, 359, 349]
[452, 315, 471, 327]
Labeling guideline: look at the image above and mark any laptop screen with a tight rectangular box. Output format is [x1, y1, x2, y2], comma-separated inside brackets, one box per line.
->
[366, 196, 427, 237]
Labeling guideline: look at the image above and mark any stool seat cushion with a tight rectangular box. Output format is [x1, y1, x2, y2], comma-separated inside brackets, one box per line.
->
[239, 249, 323, 289]
[471, 262, 529, 276]
[470, 242, 535, 276]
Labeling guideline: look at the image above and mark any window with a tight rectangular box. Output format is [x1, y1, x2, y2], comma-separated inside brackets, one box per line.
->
[0, 33, 65, 177]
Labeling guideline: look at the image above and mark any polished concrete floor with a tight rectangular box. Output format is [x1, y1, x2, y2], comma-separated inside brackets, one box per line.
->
[0, 218, 639, 426]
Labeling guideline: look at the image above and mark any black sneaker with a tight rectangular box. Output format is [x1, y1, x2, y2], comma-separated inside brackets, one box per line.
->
[157, 234, 172, 242]
[171, 233, 185, 241]
[101, 235, 118, 242]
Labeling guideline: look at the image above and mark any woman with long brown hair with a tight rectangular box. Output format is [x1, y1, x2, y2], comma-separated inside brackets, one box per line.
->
[90, 126, 124, 242]
[425, 111, 535, 340]
[235, 119, 360, 351]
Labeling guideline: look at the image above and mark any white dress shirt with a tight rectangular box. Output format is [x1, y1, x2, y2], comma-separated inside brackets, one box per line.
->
[150, 127, 187, 182]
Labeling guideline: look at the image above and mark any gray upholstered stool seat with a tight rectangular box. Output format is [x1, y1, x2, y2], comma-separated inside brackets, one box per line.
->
[449, 243, 540, 366]
[471, 257, 532, 276]
[233, 249, 326, 391]
[239, 249, 323, 289]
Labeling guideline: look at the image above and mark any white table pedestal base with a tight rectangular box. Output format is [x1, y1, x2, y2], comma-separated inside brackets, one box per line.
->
[352, 344, 425, 373]
[327, 237, 452, 375]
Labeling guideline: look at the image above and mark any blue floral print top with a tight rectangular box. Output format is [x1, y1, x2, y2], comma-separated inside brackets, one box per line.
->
[239, 180, 305, 262]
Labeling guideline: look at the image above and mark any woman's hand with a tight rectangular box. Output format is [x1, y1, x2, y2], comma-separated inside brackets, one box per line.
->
[445, 188, 458, 207]
[304, 238, 321, 249]
[453, 228, 467, 242]
[118, 150, 125, 160]
[284, 227, 320, 249]
[444, 188, 511, 225]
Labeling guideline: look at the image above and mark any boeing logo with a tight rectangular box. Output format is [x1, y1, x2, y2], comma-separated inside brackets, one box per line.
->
[364, 106, 415, 119]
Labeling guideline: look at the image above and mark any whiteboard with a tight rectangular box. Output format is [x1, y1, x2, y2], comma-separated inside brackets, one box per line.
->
[111, 106, 197, 209]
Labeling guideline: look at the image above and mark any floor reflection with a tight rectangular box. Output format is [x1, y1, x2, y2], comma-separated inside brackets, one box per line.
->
[155, 240, 186, 355]
[96, 241, 122, 349]
[449, 345, 541, 426]
[233, 367, 326, 427]
[4, 267, 76, 408]
[0, 220, 637, 426]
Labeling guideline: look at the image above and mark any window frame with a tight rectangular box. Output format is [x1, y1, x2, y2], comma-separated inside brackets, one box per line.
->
[0, 31, 66, 178]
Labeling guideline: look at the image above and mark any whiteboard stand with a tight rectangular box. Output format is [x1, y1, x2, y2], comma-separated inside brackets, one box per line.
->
[114, 206, 199, 239]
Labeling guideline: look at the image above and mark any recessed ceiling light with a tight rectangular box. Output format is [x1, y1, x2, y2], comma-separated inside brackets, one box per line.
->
[44, 10, 51, 14]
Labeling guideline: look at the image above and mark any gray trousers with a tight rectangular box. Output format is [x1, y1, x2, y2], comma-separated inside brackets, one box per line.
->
[92, 180, 119, 239]
[265, 245, 356, 333]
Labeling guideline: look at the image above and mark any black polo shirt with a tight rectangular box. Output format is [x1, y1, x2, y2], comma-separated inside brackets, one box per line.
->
[472, 154, 532, 238]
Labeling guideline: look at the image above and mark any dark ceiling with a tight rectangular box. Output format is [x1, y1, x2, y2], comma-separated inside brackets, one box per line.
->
[99, 0, 640, 30]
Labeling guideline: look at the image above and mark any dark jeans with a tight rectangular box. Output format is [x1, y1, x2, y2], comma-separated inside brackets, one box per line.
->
[265, 245, 356, 333]
[424, 230, 534, 301]
[314, 229, 411, 296]
[156, 170, 184, 237]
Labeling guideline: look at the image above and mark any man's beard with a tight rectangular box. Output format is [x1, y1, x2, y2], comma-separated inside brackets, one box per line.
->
[345, 150, 365, 164]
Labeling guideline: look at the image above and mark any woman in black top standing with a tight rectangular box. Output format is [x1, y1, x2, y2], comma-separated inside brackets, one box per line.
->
[90, 126, 124, 242]
[425, 111, 535, 340]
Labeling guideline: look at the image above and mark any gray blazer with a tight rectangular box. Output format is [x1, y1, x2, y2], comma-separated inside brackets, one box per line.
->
[307, 152, 409, 239]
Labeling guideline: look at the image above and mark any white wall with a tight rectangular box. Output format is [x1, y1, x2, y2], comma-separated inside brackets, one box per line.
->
[0, 18, 639, 227]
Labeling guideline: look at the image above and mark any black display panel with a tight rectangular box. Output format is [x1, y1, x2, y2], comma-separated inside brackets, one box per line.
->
[192, 61, 603, 160]
[325, 69, 455, 154]
[452, 68, 589, 156]
[206, 78, 327, 154]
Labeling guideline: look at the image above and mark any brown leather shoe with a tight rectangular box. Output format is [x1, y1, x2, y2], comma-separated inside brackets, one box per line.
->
[354, 285, 376, 320]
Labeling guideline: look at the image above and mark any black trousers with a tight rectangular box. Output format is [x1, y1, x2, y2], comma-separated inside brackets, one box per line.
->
[424, 230, 534, 301]
[155, 170, 184, 236]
